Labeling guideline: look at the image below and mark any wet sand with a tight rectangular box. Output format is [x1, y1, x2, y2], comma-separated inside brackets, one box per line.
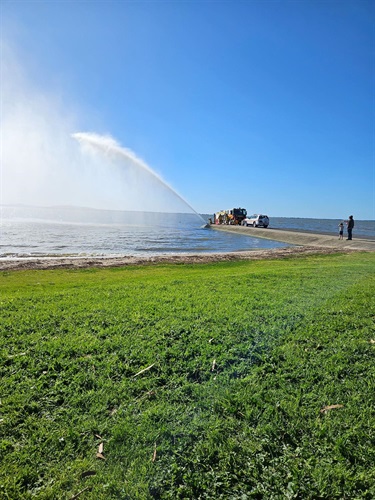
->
[0, 227, 373, 272]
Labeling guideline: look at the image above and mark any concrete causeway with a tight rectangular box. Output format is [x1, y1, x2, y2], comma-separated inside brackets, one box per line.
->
[211, 225, 375, 252]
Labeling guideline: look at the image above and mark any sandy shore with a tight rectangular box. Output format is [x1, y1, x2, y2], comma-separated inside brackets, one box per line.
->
[1, 227, 374, 272]
[0, 246, 354, 272]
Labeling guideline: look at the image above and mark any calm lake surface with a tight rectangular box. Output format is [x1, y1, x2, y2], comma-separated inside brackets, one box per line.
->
[1, 206, 374, 258]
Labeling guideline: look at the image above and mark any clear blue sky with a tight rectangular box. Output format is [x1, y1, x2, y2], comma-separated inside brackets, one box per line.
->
[1, 0, 374, 219]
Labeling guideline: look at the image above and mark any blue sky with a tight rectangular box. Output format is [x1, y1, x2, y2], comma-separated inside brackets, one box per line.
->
[1, 0, 374, 219]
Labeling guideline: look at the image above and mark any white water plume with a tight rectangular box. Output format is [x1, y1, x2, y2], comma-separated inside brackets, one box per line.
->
[1, 44, 204, 218]
[72, 132, 205, 220]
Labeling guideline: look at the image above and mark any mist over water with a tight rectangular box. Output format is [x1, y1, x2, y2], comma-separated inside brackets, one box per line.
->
[1, 45, 201, 216]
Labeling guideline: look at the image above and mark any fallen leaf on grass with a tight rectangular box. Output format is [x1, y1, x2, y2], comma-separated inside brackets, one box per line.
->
[133, 363, 155, 378]
[370, 339, 375, 344]
[96, 453, 105, 460]
[71, 486, 92, 499]
[95, 434, 102, 440]
[98, 442, 104, 454]
[145, 390, 155, 398]
[320, 404, 344, 413]
[211, 359, 217, 371]
[135, 389, 157, 403]
[152, 443, 157, 462]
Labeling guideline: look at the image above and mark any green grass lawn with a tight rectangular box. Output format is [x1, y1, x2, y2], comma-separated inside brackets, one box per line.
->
[1, 252, 374, 499]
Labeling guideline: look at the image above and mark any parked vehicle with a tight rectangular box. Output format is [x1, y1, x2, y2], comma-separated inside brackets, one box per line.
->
[242, 214, 269, 228]
[214, 208, 247, 225]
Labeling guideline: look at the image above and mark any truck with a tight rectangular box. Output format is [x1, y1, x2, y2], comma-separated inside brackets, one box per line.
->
[213, 208, 247, 225]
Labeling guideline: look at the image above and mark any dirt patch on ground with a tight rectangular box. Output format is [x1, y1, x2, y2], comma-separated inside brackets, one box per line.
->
[0, 246, 362, 272]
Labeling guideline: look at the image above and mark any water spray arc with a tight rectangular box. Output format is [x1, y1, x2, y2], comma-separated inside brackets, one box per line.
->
[72, 132, 207, 225]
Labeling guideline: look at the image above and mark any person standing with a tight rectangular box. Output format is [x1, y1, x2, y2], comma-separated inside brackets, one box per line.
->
[346, 215, 354, 240]
[338, 222, 344, 240]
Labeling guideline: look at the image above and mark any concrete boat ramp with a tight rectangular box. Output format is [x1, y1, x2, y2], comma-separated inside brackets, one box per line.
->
[211, 225, 375, 252]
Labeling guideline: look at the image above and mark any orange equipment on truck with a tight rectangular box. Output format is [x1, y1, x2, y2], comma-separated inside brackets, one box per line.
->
[214, 208, 247, 225]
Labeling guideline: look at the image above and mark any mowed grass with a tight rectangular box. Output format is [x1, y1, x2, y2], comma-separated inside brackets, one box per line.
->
[1, 252, 374, 499]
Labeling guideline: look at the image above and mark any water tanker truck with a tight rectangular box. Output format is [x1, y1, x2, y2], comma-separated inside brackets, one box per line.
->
[213, 208, 247, 225]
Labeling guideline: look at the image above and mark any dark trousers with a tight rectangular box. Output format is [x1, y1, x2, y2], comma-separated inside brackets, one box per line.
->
[347, 228, 353, 240]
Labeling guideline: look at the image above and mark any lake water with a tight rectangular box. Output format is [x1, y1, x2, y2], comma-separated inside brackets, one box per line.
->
[1, 206, 374, 258]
